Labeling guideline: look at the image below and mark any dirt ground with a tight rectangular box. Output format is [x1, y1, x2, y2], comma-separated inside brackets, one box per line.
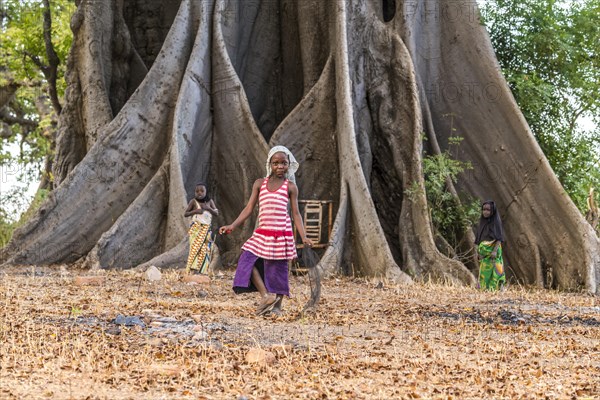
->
[1, 266, 599, 399]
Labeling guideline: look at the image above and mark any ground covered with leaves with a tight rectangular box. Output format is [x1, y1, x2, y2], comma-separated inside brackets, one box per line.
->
[1, 266, 599, 399]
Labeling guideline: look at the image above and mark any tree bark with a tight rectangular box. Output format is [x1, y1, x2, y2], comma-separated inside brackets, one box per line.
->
[2, 0, 598, 293]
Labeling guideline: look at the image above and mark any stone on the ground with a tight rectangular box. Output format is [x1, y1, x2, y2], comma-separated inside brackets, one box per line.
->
[245, 348, 276, 364]
[153, 316, 178, 323]
[104, 326, 121, 335]
[113, 315, 146, 327]
[146, 337, 163, 347]
[145, 266, 162, 282]
[193, 331, 208, 340]
[73, 276, 105, 286]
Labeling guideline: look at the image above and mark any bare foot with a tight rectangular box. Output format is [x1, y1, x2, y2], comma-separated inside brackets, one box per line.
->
[266, 295, 284, 317]
[255, 293, 277, 316]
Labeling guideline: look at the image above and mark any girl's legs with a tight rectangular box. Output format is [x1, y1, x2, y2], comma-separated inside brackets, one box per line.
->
[252, 267, 277, 315]
[251, 266, 270, 298]
[262, 259, 289, 316]
[270, 295, 284, 315]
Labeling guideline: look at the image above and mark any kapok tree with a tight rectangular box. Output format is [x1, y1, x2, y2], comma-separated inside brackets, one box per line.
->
[2, 0, 599, 293]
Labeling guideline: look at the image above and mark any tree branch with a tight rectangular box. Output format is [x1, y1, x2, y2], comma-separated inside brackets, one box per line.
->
[0, 109, 39, 128]
[566, 105, 588, 137]
[0, 82, 21, 109]
[42, 0, 62, 115]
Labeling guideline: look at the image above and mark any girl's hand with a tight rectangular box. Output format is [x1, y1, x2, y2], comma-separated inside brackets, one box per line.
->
[219, 225, 234, 235]
[491, 251, 497, 260]
[303, 237, 314, 247]
[205, 206, 219, 216]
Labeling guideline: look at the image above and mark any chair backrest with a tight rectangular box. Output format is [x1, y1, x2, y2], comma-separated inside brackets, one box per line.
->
[303, 201, 323, 244]
[295, 200, 333, 248]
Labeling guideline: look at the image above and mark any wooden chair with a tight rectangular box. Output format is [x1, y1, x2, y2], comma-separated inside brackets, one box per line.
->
[294, 200, 333, 249]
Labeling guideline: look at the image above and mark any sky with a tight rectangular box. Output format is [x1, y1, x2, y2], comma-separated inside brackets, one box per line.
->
[1, 142, 40, 220]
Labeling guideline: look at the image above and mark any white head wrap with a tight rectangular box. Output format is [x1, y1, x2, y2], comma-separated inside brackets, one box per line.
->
[265, 145, 299, 184]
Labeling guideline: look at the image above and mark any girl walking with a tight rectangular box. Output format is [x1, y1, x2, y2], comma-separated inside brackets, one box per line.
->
[474, 200, 506, 290]
[219, 146, 313, 316]
[184, 182, 219, 274]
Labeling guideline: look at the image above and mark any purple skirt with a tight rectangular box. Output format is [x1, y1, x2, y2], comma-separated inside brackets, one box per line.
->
[232, 250, 290, 296]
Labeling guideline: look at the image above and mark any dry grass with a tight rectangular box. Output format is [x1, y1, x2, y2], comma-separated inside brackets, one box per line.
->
[1, 266, 599, 399]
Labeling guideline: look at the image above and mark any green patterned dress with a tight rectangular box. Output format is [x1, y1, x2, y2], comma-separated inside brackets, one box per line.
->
[477, 240, 505, 290]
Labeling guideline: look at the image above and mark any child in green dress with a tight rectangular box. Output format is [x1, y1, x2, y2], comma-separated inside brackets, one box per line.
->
[475, 200, 506, 290]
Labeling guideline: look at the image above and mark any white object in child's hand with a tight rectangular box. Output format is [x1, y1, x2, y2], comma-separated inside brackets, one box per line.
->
[192, 210, 212, 225]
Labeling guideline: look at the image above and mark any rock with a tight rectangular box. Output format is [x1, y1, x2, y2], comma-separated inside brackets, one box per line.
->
[193, 331, 208, 340]
[73, 276, 105, 286]
[145, 266, 162, 282]
[146, 338, 163, 347]
[245, 348, 276, 364]
[104, 326, 121, 335]
[153, 317, 178, 323]
[182, 274, 210, 284]
[113, 315, 146, 327]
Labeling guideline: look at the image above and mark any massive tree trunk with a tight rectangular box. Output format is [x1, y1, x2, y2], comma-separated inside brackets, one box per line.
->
[2, 0, 599, 292]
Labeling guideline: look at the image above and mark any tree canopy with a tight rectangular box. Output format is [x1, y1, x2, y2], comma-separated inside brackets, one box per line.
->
[481, 0, 600, 212]
[1, 0, 73, 244]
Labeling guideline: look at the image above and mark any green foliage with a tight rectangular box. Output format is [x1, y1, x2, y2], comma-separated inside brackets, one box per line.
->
[1, 0, 74, 164]
[480, 0, 600, 212]
[406, 135, 480, 257]
[422, 137, 480, 251]
[0, 208, 16, 248]
[1, 0, 74, 239]
[1, 0, 73, 91]
[69, 305, 82, 319]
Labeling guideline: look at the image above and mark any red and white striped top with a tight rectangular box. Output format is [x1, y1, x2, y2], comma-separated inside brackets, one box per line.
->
[242, 177, 297, 260]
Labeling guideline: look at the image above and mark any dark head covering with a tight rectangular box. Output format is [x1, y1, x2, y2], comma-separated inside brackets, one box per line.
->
[194, 182, 210, 202]
[475, 200, 504, 244]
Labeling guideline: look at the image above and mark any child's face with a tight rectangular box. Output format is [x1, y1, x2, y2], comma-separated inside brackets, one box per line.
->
[270, 152, 289, 178]
[482, 203, 492, 218]
[195, 185, 207, 199]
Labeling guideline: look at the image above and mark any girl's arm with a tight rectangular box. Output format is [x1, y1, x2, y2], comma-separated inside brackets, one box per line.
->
[289, 182, 314, 247]
[206, 199, 219, 216]
[219, 179, 262, 234]
[183, 199, 199, 217]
